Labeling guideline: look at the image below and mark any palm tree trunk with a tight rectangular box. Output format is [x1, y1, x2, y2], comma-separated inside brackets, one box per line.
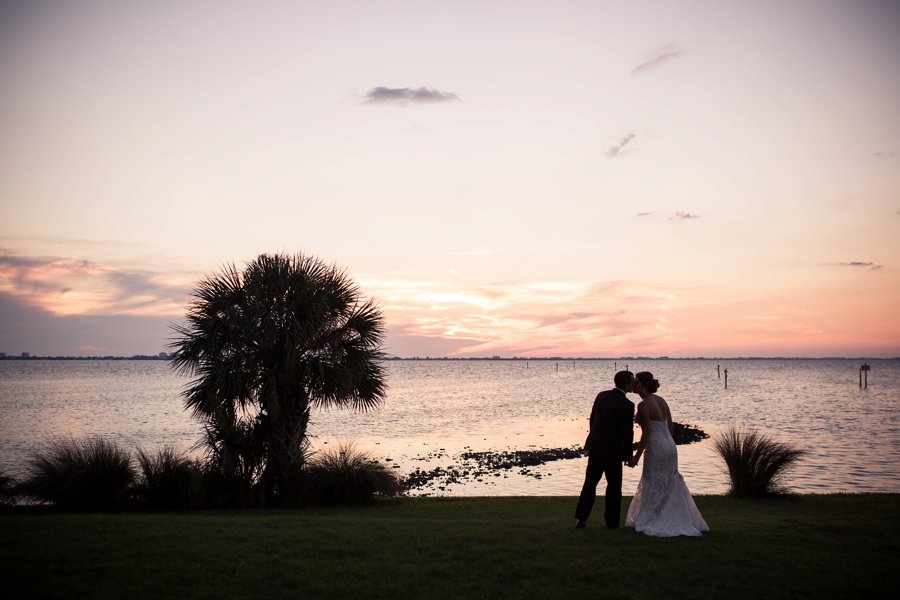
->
[264, 400, 310, 504]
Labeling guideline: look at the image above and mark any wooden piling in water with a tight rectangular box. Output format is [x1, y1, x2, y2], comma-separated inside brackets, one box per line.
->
[724, 368, 728, 389]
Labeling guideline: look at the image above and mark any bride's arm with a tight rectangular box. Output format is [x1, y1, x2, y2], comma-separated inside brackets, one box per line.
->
[630, 403, 651, 466]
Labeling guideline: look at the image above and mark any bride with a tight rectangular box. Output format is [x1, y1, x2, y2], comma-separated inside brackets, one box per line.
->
[625, 371, 709, 537]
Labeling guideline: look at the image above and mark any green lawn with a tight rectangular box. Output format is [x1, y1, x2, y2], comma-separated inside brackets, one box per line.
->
[2, 495, 897, 599]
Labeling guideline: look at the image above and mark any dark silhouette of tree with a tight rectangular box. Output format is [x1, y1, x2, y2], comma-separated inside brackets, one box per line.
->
[170, 253, 386, 504]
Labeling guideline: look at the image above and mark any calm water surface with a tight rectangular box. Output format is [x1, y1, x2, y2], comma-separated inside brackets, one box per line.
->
[1, 359, 898, 496]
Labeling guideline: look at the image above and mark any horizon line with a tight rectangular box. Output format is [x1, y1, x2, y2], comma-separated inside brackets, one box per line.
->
[2, 354, 897, 361]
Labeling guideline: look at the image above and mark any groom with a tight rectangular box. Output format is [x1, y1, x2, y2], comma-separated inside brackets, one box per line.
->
[575, 370, 636, 529]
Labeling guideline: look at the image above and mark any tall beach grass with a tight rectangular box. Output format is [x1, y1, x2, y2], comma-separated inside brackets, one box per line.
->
[19, 437, 136, 510]
[135, 446, 204, 510]
[302, 441, 400, 505]
[11, 434, 400, 511]
[713, 425, 806, 497]
[0, 469, 16, 505]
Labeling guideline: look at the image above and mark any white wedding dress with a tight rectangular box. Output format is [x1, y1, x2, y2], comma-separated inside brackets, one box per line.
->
[626, 420, 709, 537]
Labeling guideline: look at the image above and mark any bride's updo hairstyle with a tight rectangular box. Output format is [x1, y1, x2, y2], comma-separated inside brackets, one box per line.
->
[636, 371, 660, 393]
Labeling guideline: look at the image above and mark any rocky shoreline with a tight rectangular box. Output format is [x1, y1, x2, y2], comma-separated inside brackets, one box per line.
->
[399, 421, 709, 494]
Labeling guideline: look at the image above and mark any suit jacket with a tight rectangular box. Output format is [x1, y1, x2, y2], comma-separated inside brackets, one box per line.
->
[583, 388, 635, 461]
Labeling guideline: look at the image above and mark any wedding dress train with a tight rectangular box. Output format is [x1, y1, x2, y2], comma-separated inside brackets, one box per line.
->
[626, 420, 709, 537]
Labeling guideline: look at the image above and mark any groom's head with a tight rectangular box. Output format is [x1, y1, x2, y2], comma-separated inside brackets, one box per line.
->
[614, 370, 635, 391]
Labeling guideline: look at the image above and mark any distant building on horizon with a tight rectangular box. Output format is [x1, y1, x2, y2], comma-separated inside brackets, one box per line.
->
[158, 352, 169, 359]
[21, 352, 30, 358]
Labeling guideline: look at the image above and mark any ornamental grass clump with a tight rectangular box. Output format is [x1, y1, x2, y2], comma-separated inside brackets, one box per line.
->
[0, 469, 17, 506]
[303, 442, 400, 506]
[713, 425, 806, 497]
[136, 446, 204, 510]
[20, 437, 136, 510]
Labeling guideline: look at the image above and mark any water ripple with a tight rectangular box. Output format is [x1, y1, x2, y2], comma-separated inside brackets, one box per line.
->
[1, 358, 898, 494]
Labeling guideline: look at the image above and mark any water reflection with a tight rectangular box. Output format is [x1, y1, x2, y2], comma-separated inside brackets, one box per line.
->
[1, 358, 898, 494]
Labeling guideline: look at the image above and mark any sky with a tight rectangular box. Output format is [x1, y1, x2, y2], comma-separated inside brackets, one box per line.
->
[1, 0, 899, 358]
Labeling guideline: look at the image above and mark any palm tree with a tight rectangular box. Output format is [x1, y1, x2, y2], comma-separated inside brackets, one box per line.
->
[169, 253, 386, 503]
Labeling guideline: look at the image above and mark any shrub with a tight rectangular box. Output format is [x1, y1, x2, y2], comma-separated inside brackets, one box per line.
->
[136, 446, 204, 510]
[20, 437, 136, 510]
[713, 425, 806, 497]
[303, 442, 400, 506]
[0, 469, 17, 506]
[196, 417, 268, 508]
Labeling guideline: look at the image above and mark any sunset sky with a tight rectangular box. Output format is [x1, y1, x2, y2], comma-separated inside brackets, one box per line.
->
[2, 0, 899, 358]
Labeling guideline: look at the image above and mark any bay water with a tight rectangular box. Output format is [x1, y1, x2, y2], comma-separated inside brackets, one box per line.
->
[1, 359, 898, 496]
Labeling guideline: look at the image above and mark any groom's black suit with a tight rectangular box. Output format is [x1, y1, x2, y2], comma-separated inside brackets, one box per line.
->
[575, 387, 635, 527]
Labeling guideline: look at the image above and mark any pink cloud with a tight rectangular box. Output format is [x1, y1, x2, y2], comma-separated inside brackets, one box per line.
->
[0, 253, 191, 317]
[362, 276, 694, 357]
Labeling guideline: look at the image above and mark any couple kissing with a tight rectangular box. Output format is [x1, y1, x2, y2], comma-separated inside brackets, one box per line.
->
[575, 370, 708, 537]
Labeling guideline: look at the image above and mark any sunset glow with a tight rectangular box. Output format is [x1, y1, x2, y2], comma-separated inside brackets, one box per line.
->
[2, 1, 899, 357]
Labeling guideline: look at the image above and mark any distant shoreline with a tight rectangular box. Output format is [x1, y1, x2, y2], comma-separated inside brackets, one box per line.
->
[1, 355, 897, 361]
[0, 355, 170, 361]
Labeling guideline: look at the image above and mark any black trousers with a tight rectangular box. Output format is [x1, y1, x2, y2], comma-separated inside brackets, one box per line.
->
[575, 453, 624, 527]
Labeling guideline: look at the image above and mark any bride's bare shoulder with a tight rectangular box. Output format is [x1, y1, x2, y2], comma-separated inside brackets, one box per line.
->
[638, 395, 664, 413]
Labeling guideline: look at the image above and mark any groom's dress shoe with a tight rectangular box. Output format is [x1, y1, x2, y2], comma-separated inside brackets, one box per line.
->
[575, 520, 587, 529]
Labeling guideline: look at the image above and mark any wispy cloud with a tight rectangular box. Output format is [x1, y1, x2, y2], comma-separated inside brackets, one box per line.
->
[739, 312, 825, 336]
[361, 275, 691, 357]
[607, 133, 635, 158]
[873, 151, 898, 158]
[364, 86, 460, 105]
[0, 253, 191, 316]
[633, 211, 699, 220]
[822, 261, 884, 271]
[445, 249, 496, 257]
[631, 44, 685, 75]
